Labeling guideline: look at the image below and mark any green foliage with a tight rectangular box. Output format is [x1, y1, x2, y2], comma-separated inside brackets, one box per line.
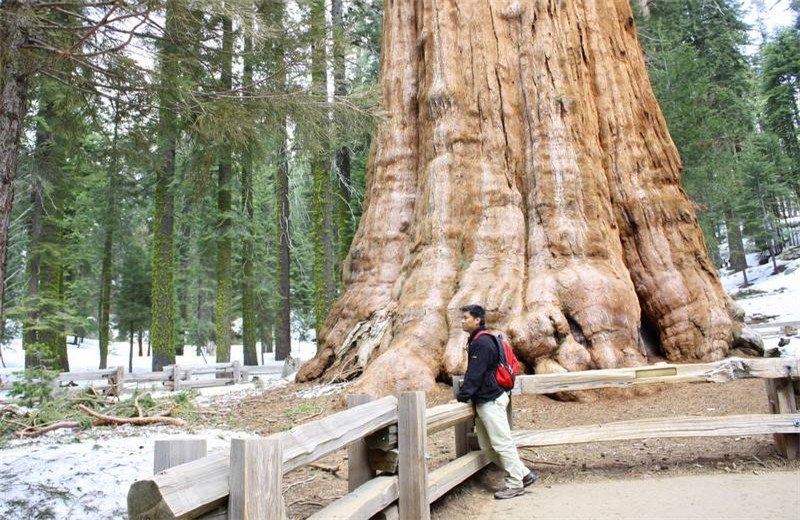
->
[284, 402, 325, 419]
[637, 0, 798, 266]
[8, 366, 58, 407]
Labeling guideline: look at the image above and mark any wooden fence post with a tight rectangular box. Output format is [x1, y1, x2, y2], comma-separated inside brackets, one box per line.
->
[398, 391, 429, 520]
[766, 378, 800, 460]
[172, 365, 181, 391]
[111, 366, 125, 396]
[232, 360, 242, 384]
[229, 438, 286, 520]
[347, 394, 376, 491]
[153, 438, 208, 474]
[452, 377, 474, 457]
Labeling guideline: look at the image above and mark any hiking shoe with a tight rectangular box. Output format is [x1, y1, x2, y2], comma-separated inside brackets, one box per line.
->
[494, 486, 525, 500]
[523, 469, 538, 487]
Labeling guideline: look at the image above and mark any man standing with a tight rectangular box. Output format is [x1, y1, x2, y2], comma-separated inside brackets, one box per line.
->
[456, 304, 537, 499]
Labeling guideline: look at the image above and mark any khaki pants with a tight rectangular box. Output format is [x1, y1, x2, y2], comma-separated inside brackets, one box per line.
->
[474, 391, 528, 488]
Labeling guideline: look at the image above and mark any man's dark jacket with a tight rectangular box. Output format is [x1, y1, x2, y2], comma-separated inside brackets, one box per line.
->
[456, 327, 504, 404]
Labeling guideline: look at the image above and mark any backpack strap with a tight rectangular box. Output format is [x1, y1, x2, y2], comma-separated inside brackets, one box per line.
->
[473, 331, 506, 366]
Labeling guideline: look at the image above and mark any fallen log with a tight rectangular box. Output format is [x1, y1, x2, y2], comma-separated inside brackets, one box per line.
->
[78, 404, 188, 428]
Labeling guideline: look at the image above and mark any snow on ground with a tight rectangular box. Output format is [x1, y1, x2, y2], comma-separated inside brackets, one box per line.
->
[0, 336, 322, 519]
[719, 249, 800, 357]
[1, 252, 799, 519]
[0, 425, 258, 519]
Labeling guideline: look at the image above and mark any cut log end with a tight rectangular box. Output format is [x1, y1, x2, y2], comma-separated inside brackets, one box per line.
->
[127, 480, 174, 520]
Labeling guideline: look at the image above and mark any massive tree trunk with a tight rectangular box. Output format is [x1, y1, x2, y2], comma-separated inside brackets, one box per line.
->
[298, 0, 751, 395]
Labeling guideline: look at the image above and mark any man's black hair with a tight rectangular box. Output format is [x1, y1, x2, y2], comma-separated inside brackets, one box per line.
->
[460, 304, 486, 327]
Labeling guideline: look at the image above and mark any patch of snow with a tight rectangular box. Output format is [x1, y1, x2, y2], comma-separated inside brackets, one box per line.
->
[0, 426, 256, 519]
[295, 381, 351, 399]
[720, 257, 800, 325]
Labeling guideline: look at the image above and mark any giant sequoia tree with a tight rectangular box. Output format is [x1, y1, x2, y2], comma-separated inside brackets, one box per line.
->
[297, 0, 756, 395]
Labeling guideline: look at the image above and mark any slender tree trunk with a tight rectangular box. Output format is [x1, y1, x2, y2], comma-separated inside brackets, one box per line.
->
[150, 0, 180, 371]
[0, 1, 32, 344]
[241, 15, 257, 366]
[215, 12, 234, 365]
[128, 324, 134, 372]
[138, 327, 143, 357]
[24, 95, 67, 371]
[298, 0, 750, 395]
[725, 208, 748, 285]
[98, 229, 112, 369]
[98, 116, 119, 370]
[332, 0, 352, 264]
[259, 302, 274, 356]
[310, 0, 336, 337]
[272, 0, 291, 362]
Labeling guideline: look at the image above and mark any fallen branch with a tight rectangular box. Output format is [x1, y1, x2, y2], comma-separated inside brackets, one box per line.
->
[520, 456, 563, 467]
[78, 404, 188, 427]
[285, 475, 317, 492]
[133, 394, 143, 418]
[309, 461, 341, 474]
[18, 421, 82, 438]
[1, 405, 29, 417]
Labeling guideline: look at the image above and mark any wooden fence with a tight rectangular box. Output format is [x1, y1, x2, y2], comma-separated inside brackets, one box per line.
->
[56, 362, 283, 394]
[127, 356, 800, 519]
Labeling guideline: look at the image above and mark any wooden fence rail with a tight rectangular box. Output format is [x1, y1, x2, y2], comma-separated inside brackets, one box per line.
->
[127, 356, 800, 519]
[52, 362, 283, 394]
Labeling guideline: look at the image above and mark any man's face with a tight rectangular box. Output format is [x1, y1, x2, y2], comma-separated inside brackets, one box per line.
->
[461, 311, 481, 333]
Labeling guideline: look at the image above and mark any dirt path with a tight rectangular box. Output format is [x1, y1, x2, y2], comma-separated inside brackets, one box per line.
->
[478, 470, 800, 519]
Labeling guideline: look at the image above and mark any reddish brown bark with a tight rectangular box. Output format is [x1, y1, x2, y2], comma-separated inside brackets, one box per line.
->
[298, 0, 751, 396]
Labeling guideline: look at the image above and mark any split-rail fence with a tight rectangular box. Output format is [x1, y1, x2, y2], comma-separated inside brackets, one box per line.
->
[126, 356, 800, 519]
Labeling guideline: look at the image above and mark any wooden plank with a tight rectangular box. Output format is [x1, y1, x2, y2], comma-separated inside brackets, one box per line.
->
[517, 357, 799, 395]
[368, 449, 399, 474]
[425, 402, 473, 434]
[128, 451, 231, 519]
[512, 413, 800, 447]
[125, 372, 173, 383]
[127, 396, 398, 519]
[154, 438, 208, 474]
[766, 378, 800, 460]
[452, 377, 473, 457]
[306, 476, 398, 520]
[347, 394, 376, 491]
[309, 451, 491, 520]
[229, 438, 285, 520]
[179, 379, 234, 389]
[397, 392, 428, 520]
[365, 425, 397, 450]
[244, 366, 283, 375]
[427, 450, 490, 502]
[57, 369, 116, 382]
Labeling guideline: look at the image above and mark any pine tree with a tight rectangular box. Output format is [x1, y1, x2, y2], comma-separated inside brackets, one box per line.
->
[241, 11, 258, 366]
[215, 10, 235, 364]
[150, 0, 182, 370]
[309, 0, 337, 337]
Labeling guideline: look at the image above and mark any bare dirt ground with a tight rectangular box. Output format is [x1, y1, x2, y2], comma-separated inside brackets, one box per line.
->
[475, 470, 800, 519]
[204, 378, 800, 519]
